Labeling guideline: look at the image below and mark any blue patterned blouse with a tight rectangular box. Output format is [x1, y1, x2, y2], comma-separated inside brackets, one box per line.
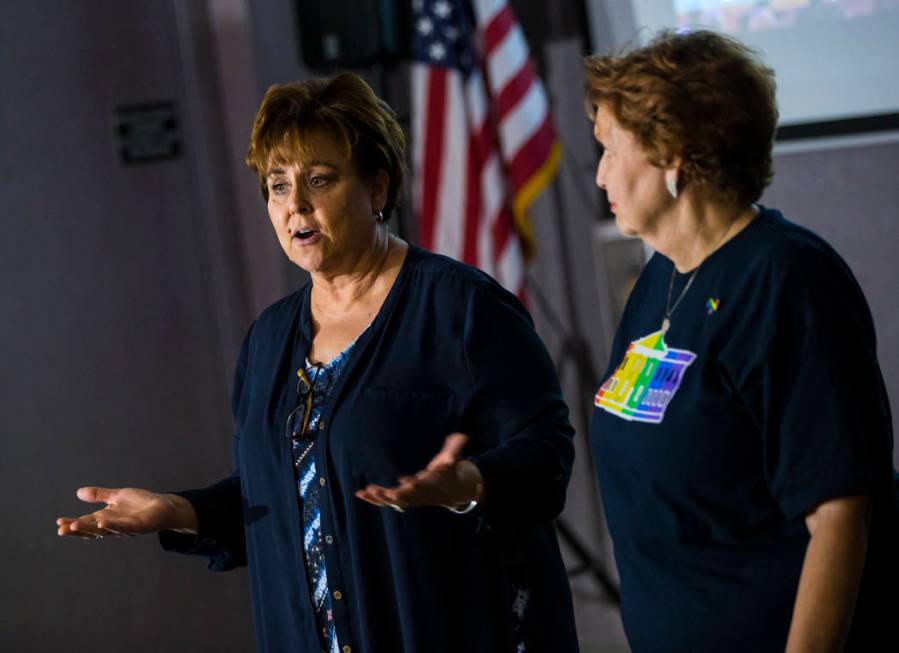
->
[290, 341, 357, 653]
[290, 335, 531, 653]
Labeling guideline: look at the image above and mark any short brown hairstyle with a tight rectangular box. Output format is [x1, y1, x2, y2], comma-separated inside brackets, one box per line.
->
[585, 30, 778, 207]
[245, 72, 406, 220]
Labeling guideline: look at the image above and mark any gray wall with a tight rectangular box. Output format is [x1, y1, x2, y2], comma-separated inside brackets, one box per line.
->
[1, 2, 254, 651]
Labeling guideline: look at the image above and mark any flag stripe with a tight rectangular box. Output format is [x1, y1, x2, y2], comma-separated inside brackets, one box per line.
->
[496, 63, 535, 121]
[465, 71, 492, 266]
[465, 70, 488, 132]
[482, 4, 514, 55]
[492, 206, 513, 262]
[474, 0, 507, 30]
[477, 154, 504, 276]
[498, 233, 524, 292]
[480, 154, 505, 231]
[486, 24, 529, 95]
[433, 73, 468, 259]
[499, 80, 549, 161]
[509, 116, 556, 190]
[463, 129, 482, 264]
[418, 66, 448, 250]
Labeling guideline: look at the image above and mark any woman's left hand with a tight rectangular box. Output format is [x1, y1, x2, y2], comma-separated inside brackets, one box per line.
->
[355, 433, 484, 512]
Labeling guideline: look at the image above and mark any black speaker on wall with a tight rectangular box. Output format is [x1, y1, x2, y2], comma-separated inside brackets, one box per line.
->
[296, 0, 411, 70]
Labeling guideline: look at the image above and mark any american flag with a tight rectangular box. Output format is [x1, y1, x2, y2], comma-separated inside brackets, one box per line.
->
[411, 0, 560, 297]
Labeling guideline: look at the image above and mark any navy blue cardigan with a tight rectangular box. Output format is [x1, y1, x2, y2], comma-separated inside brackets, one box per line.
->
[162, 245, 579, 652]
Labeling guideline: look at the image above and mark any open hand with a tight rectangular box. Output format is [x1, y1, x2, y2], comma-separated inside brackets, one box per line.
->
[56, 486, 197, 539]
[355, 433, 484, 512]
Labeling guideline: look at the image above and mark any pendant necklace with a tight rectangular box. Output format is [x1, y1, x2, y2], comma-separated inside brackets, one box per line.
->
[661, 265, 700, 333]
[660, 210, 750, 333]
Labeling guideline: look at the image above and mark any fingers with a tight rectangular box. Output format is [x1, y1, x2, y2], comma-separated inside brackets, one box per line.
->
[56, 517, 77, 536]
[355, 483, 418, 511]
[355, 485, 398, 509]
[76, 486, 117, 504]
[56, 507, 133, 538]
[56, 515, 106, 538]
[55, 488, 113, 537]
[425, 433, 469, 470]
[442, 432, 469, 455]
[355, 472, 448, 511]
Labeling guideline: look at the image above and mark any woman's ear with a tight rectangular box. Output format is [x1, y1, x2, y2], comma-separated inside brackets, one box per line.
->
[370, 169, 389, 213]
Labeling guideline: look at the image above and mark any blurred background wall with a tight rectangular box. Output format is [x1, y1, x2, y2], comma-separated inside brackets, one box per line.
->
[1, 1, 896, 652]
[1, 2, 256, 651]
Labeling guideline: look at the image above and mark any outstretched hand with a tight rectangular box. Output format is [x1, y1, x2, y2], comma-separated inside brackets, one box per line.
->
[56, 486, 198, 539]
[355, 433, 484, 512]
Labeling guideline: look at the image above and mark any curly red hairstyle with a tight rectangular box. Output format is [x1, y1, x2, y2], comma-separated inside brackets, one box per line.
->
[585, 30, 778, 207]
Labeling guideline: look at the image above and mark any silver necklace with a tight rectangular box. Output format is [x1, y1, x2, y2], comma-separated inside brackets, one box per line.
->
[660, 209, 750, 333]
[661, 265, 700, 333]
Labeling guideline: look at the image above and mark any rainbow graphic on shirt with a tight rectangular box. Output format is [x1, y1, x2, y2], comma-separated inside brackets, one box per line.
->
[594, 330, 696, 424]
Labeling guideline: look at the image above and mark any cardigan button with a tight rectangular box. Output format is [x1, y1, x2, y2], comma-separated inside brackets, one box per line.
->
[325, 535, 334, 544]
[319, 420, 326, 430]
[320, 477, 327, 486]
[333, 590, 343, 600]
[342, 646, 352, 653]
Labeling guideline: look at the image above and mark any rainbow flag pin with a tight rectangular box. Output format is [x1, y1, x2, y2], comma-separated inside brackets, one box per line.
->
[706, 297, 720, 315]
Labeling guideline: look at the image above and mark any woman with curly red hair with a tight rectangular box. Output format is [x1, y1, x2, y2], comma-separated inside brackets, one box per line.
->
[587, 30, 897, 652]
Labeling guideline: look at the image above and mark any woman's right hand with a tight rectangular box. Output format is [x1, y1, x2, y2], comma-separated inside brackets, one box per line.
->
[56, 487, 198, 539]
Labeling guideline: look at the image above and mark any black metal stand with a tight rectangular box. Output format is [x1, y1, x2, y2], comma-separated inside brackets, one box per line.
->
[555, 517, 619, 603]
[530, 179, 620, 604]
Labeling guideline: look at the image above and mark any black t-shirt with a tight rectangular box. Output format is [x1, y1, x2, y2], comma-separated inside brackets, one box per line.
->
[591, 207, 897, 653]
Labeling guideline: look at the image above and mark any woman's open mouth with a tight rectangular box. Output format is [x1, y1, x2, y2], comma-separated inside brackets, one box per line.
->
[292, 228, 321, 245]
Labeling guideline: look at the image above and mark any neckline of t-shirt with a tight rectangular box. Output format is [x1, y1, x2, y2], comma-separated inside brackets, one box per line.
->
[667, 203, 773, 276]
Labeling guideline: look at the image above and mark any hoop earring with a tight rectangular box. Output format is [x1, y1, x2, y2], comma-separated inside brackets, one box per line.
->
[666, 176, 678, 199]
[376, 209, 385, 223]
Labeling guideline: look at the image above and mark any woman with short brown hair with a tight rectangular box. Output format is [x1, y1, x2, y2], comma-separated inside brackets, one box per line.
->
[58, 72, 579, 653]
